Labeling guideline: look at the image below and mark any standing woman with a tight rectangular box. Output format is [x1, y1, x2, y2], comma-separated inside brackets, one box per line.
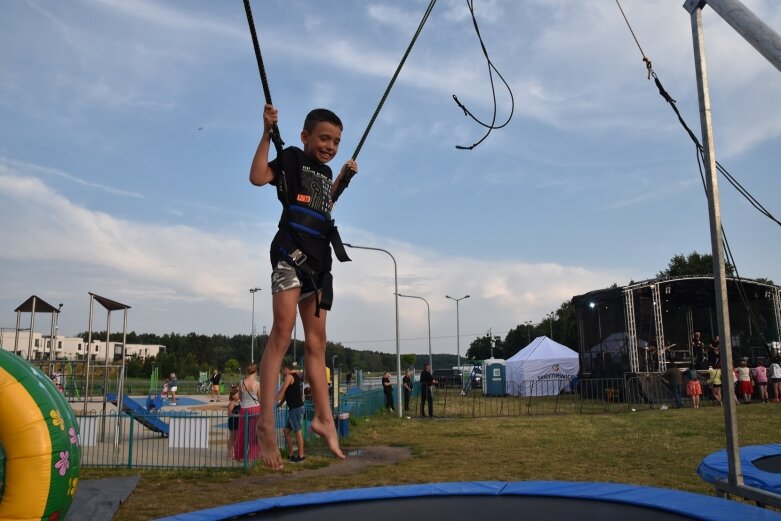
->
[235, 364, 261, 461]
[382, 371, 394, 412]
[769, 356, 781, 402]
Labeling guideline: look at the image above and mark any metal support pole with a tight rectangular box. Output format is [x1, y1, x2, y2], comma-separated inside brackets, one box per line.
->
[84, 294, 95, 416]
[446, 295, 470, 369]
[397, 294, 432, 368]
[345, 244, 402, 418]
[684, 0, 781, 72]
[27, 297, 37, 360]
[686, 2, 743, 486]
[250, 288, 261, 364]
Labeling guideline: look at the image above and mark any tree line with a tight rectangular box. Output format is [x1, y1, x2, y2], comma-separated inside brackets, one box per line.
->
[81, 252, 772, 380]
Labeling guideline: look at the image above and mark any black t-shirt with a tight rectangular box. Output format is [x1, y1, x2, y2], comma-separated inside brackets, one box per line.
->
[269, 146, 333, 214]
[420, 370, 434, 390]
[403, 375, 411, 391]
[284, 372, 304, 409]
[382, 375, 392, 394]
[211, 372, 221, 385]
[269, 146, 334, 269]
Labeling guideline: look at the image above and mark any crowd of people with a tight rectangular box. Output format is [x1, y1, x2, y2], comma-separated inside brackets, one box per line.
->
[664, 331, 781, 408]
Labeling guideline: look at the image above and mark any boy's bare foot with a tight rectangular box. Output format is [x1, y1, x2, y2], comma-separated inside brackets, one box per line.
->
[257, 422, 284, 470]
[311, 416, 345, 460]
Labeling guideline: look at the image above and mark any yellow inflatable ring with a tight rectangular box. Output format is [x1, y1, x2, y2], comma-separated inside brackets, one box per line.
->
[0, 350, 80, 520]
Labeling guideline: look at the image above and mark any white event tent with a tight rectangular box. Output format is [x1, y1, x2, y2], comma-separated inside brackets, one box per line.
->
[505, 336, 579, 397]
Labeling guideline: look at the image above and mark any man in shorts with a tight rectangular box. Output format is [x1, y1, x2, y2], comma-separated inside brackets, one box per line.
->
[276, 361, 306, 462]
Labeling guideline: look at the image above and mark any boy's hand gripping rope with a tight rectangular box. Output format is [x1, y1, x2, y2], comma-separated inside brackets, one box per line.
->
[243, 0, 290, 201]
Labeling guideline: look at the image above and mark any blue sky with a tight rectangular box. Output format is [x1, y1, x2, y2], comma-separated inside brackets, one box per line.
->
[2, 0, 780, 357]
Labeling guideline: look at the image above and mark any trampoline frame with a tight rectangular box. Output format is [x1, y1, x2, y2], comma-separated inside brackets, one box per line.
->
[155, 481, 781, 521]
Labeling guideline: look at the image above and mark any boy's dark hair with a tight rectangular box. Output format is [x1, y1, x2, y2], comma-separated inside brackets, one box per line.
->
[303, 108, 343, 133]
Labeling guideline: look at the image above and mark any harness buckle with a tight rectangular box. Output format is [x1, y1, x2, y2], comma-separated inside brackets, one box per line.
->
[289, 249, 308, 267]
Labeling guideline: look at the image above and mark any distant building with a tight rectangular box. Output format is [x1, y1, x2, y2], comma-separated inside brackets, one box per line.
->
[0, 329, 164, 361]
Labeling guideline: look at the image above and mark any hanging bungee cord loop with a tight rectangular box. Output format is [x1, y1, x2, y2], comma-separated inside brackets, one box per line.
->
[452, 0, 515, 151]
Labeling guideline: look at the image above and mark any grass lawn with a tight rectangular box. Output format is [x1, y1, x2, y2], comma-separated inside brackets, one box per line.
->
[86, 404, 781, 520]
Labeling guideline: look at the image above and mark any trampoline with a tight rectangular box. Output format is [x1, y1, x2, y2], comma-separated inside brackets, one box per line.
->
[699, 443, 781, 495]
[154, 481, 781, 521]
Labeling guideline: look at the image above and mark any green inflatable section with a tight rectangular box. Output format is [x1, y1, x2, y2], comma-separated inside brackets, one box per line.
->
[0, 350, 81, 520]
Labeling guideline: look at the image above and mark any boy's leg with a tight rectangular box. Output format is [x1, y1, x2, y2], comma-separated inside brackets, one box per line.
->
[299, 296, 345, 460]
[257, 288, 299, 470]
[295, 429, 305, 458]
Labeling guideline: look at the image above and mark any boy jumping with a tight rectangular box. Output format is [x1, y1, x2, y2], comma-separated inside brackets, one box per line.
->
[250, 103, 356, 469]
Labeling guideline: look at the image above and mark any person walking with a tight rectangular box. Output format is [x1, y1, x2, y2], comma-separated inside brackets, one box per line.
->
[276, 361, 306, 462]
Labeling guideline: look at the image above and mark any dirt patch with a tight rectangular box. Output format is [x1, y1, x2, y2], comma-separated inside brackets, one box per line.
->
[239, 446, 412, 485]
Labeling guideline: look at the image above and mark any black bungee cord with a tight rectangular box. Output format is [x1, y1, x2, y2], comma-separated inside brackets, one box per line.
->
[452, 0, 514, 150]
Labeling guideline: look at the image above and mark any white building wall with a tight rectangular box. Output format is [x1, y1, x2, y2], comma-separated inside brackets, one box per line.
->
[0, 330, 163, 361]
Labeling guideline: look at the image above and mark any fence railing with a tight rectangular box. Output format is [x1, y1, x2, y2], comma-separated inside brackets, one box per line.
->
[76, 374, 707, 469]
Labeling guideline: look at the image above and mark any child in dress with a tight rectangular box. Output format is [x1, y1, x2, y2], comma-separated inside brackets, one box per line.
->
[685, 364, 702, 408]
[227, 387, 241, 458]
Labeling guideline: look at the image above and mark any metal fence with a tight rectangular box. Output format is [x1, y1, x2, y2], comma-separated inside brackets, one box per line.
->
[407, 374, 715, 418]
[76, 374, 708, 469]
[77, 404, 331, 470]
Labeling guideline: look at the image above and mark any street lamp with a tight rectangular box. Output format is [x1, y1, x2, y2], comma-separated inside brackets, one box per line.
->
[445, 294, 470, 369]
[524, 320, 533, 345]
[344, 243, 402, 418]
[547, 312, 555, 339]
[397, 293, 432, 368]
[249, 288, 261, 364]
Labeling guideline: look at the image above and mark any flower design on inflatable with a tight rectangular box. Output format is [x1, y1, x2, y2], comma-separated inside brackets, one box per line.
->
[50, 409, 65, 431]
[55, 451, 70, 476]
[69, 426, 79, 445]
[68, 477, 79, 497]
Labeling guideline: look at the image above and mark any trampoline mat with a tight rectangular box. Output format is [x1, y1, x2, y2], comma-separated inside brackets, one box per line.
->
[753, 454, 781, 473]
[238, 495, 699, 521]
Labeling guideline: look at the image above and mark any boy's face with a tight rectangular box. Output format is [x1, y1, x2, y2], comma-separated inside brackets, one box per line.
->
[301, 121, 341, 164]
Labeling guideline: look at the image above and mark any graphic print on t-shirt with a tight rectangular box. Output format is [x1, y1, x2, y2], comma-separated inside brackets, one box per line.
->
[299, 165, 332, 214]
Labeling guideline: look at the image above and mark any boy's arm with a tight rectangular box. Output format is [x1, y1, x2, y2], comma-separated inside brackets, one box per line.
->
[249, 104, 279, 186]
[330, 160, 358, 201]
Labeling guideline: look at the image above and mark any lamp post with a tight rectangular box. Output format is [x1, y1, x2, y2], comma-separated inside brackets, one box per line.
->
[249, 288, 261, 364]
[344, 243, 402, 418]
[524, 320, 533, 345]
[397, 293, 432, 368]
[445, 294, 470, 369]
[548, 312, 555, 339]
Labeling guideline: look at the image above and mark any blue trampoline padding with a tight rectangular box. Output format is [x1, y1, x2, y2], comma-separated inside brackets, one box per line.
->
[153, 481, 781, 521]
[699, 443, 781, 494]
